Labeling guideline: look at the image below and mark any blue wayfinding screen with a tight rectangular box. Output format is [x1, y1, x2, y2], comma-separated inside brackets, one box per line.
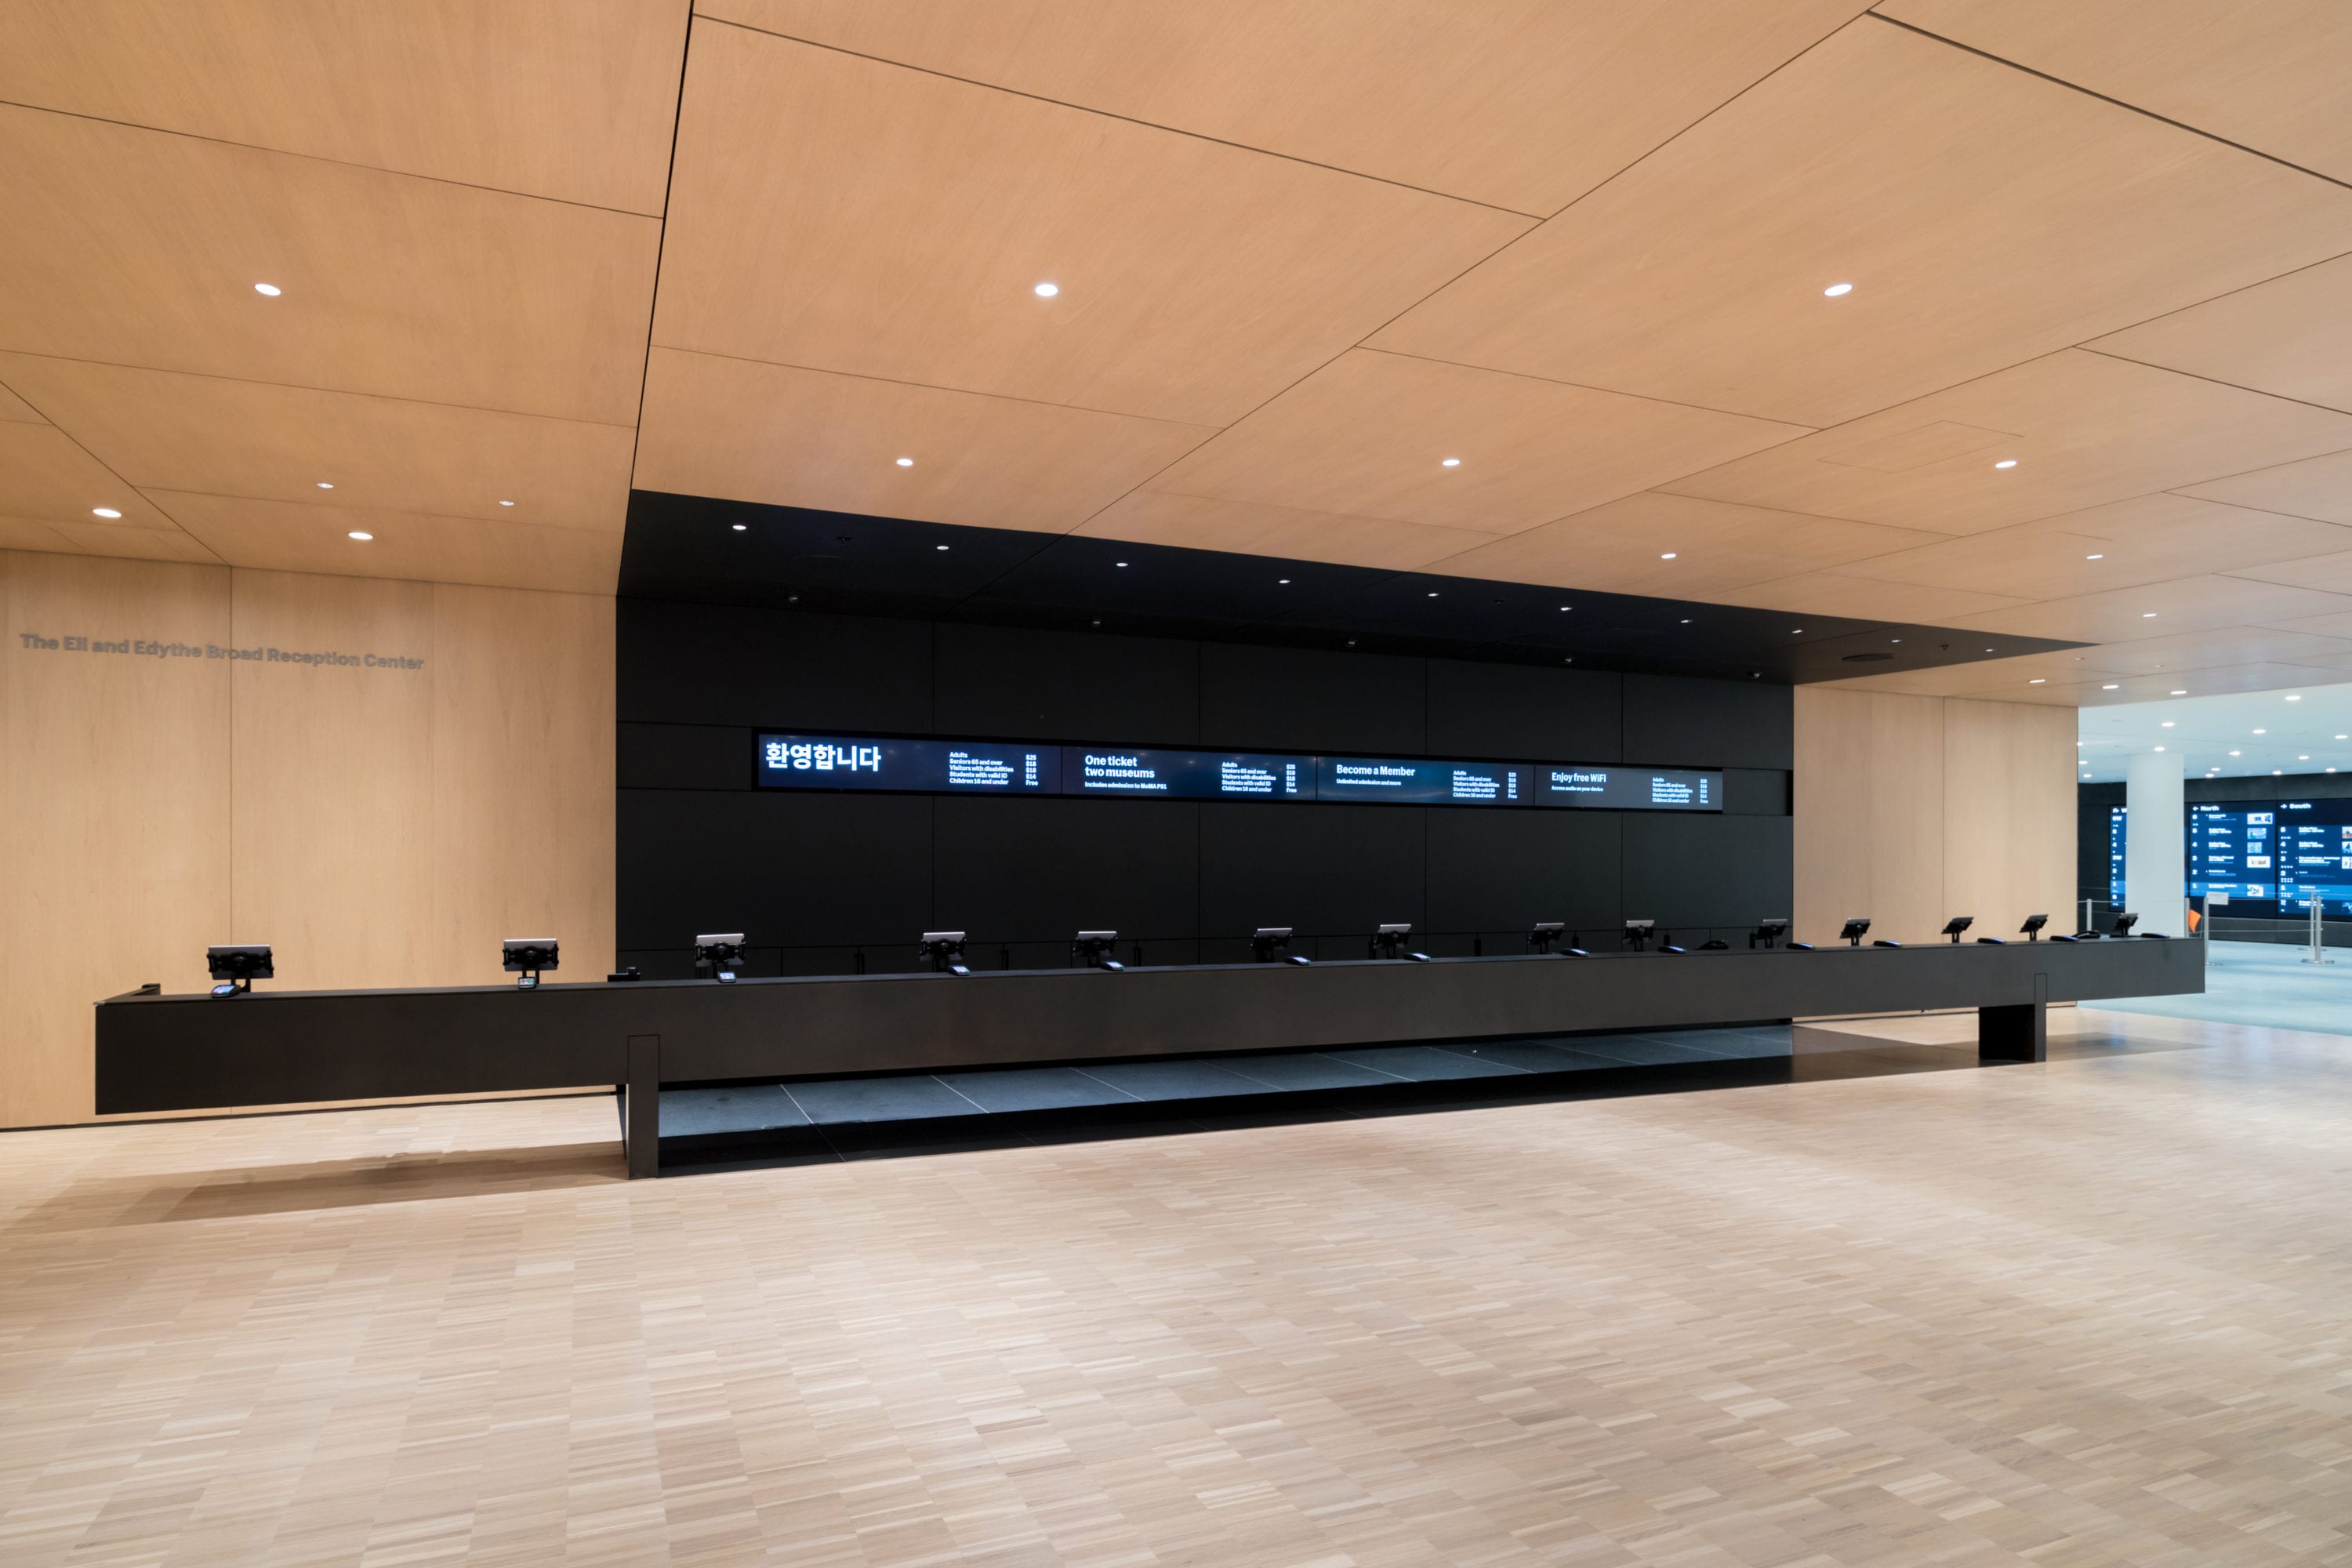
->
[1538, 764, 1717, 811]
[757, 735, 1058, 793]
[1064, 748, 1309, 799]
[1317, 757, 1528, 804]
[756, 733, 1722, 811]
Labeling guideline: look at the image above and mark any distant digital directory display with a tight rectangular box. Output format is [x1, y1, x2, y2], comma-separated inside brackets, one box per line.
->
[755, 733, 1720, 811]
[1064, 749, 1309, 800]
[1317, 757, 1528, 805]
[757, 735, 1058, 793]
[1538, 765, 1718, 811]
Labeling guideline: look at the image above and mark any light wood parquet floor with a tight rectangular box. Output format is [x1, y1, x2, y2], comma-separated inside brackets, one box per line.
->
[3, 1011, 2350, 1566]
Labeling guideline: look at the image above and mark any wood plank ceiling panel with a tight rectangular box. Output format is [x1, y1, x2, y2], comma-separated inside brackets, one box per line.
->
[153, 493, 622, 597]
[1878, 0, 2352, 183]
[1706, 574, 2032, 625]
[1139, 350, 1806, 535]
[1423, 490, 1941, 597]
[1947, 574, 2352, 644]
[2179, 448, 2352, 526]
[0, 355, 633, 534]
[2091, 252, 2352, 416]
[0, 423, 183, 533]
[0, 382, 45, 423]
[0, 104, 660, 426]
[0, 0, 690, 212]
[633, 348, 1214, 532]
[652, 24, 1532, 428]
[698, 0, 1868, 215]
[1367, 20, 2352, 427]
[1829, 493, 2352, 597]
[1662, 351, 2352, 535]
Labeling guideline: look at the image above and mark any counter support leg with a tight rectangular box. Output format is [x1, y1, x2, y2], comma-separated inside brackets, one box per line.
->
[624, 1033, 660, 1178]
[1979, 973, 2048, 1062]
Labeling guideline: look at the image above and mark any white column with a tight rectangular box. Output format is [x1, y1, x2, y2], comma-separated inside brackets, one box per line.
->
[2125, 749, 2185, 936]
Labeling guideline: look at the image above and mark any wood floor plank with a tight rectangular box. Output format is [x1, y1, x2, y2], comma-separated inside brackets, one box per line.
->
[0, 1014, 2347, 1565]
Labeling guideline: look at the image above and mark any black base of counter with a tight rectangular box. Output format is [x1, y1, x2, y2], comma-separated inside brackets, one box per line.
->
[96, 938, 2205, 1177]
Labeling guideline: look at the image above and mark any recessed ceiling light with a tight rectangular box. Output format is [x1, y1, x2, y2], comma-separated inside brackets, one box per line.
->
[2300, 754, 2310, 760]
[1426, 591, 1439, 597]
[1993, 459, 2017, 470]
[1984, 647, 1994, 652]
[1440, 457, 1461, 467]
[2030, 678, 2045, 684]
[91, 506, 122, 518]
[2254, 728, 2267, 735]
[253, 282, 281, 296]
[2154, 746, 2165, 752]
[895, 456, 913, 467]
[498, 499, 514, 507]
[1033, 281, 1058, 298]
[1278, 578, 1290, 585]
[2285, 694, 2303, 701]
[2230, 750, 2241, 757]
[2101, 684, 2120, 690]
[935, 544, 950, 551]
[316, 481, 333, 489]
[1116, 561, 1128, 568]
[2274, 769, 2283, 775]
[730, 523, 746, 532]
[2170, 689, 2186, 695]
[1559, 604, 1570, 612]
[2161, 721, 2174, 727]
[2085, 554, 2104, 560]
[1823, 282, 1853, 297]
[2141, 612, 2158, 619]
[1660, 552, 1677, 560]
[347, 530, 372, 541]
[1680, 618, 1692, 624]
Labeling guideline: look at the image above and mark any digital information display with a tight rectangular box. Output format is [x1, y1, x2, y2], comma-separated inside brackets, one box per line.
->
[1317, 757, 1527, 805]
[1064, 749, 1308, 800]
[758, 735, 1058, 793]
[1539, 765, 1716, 811]
[2189, 804, 2271, 905]
[2108, 804, 2127, 909]
[2277, 800, 2352, 916]
[757, 733, 1720, 811]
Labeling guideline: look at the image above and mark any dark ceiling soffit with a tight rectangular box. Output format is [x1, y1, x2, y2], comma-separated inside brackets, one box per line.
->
[619, 491, 2084, 685]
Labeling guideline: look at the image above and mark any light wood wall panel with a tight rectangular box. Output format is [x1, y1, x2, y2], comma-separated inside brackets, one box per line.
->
[0, 551, 233, 1128]
[1940, 698, 2078, 934]
[1794, 687, 1946, 945]
[0, 552, 613, 1127]
[426, 583, 615, 987]
[229, 572, 441, 991]
[1794, 687, 2076, 951]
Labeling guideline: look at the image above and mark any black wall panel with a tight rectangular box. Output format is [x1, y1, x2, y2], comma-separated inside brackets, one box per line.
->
[1425, 661, 1621, 760]
[935, 623, 1200, 742]
[935, 797, 1198, 942]
[1198, 802, 1425, 943]
[618, 604, 1794, 970]
[1200, 643, 1424, 753]
[617, 790, 933, 966]
[1426, 811, 1621, 935]
[1622, 673, 1792, 770]
[1621, 814, 1795, 929]
[619, 723, 750, 791]
[619, 601, 933, 730]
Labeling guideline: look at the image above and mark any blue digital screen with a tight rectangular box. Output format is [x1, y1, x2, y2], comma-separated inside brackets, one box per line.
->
[754, 733, 1724, 811]
[757, 734, 1058, 793]
[2187, 804, 2271, 906]
[1316, 757, 1528, 804]
[1063, 748, 1309, 800]
[1538, 765, 1718, 811]
[2276, 800, 2352, 916]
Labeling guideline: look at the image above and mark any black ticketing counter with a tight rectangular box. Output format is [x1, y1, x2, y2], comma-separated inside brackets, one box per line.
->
[96, 938, 2204, 1177]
